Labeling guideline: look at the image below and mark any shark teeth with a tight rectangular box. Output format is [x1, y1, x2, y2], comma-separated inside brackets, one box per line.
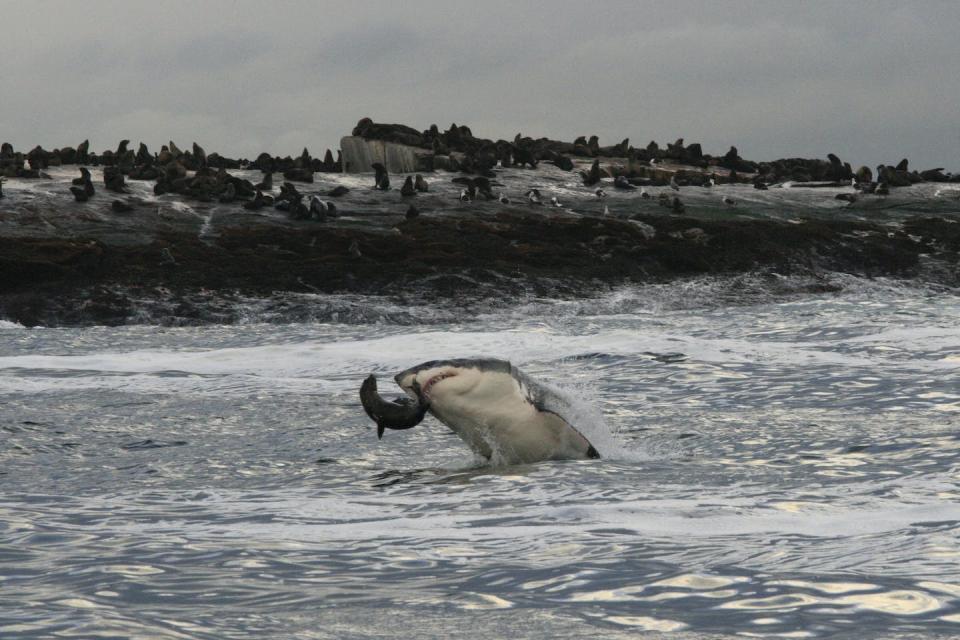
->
[422, 372, 456, 396]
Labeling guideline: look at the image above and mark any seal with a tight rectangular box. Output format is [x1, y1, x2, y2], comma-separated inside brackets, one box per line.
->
[371, 162, 390, 190]
[310, 195, 329, 220]
[360, 358, 600, 464]
[255, 172, 273, 191]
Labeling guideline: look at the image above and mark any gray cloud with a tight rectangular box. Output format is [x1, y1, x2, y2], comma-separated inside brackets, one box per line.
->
[2, 0, 959, 170]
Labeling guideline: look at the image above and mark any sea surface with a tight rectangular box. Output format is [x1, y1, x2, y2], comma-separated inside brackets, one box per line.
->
[1, 273, 959, 639]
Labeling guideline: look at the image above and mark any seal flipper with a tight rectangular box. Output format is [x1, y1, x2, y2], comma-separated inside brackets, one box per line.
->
[360, 375, 428, 438]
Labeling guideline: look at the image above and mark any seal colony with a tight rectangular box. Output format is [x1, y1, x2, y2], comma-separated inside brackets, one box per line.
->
[360, 359, 600, 464]
[1, 117, 959, 326]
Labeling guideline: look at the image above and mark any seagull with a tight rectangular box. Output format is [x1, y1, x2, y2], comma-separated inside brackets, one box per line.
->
[706, 177, 716, 188]
[550, 196, 562, 207]
[722, 196, 735, 206]
[498, 192, 510, 204]
[526, 189, 542, 205]
[640, 188, 650, 199]
[603, 205, 610, 216]
[649, 158, 657, 167]
[595, 188, 607, 199]
[670, 176, 680, 191]
[459, 189, 471, 202]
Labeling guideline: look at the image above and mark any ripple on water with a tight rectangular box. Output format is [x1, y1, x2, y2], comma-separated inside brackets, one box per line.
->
[1, 283, 959, 638]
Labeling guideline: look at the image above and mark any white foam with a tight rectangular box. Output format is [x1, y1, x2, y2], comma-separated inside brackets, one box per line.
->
[0, 319, 957, 396]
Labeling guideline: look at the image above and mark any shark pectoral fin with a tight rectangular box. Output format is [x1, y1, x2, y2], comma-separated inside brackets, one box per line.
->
[377, 423, 385, 440]
[586, 444, 600, 459]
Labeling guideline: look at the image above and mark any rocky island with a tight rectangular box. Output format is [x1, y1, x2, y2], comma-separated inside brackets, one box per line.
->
[1, 118, 958, 326]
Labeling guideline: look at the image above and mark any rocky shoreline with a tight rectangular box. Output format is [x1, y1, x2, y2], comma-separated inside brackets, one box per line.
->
[1, 119, 959, 326]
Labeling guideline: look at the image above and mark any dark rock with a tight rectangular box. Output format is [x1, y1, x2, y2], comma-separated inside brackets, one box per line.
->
[103, 166, 126, 193]
[328, 185, 350, 197]
[69, 186, 89, 202]
[218, 182, 237, 203]
[920, 168, 950, 182]
[111, 200, 134, 213]
[282, 168, 314, 183]
[353, 118, 426, 148]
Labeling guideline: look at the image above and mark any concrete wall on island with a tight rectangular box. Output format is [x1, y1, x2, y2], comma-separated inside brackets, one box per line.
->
[339, 136, 433, 174]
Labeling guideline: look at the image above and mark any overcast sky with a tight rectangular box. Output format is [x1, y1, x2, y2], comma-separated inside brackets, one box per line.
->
[3, 1, 959, 170]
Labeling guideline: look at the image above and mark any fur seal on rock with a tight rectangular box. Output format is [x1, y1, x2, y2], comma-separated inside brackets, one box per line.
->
[672, 196, 685, 214]
[310, 195, 329, 221]
[372, 163, 390, 190]
[255, 172, 273, 191]
[103, 166, 126, 193]
[581, 159, 601, 186]
[400, 176, 416, 197]
[243, 190, 268, 211]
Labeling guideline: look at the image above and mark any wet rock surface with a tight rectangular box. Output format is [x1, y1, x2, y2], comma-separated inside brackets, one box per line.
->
[1, 154, 958, 326]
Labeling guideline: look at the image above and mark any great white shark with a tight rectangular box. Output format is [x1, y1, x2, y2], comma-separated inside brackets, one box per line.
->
[360, 358, 600, 464]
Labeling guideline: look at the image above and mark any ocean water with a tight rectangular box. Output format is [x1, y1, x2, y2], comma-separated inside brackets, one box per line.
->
[1, 276, 958, 638]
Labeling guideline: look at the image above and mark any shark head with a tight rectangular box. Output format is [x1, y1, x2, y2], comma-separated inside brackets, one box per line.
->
[395, 358, 513, 404]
